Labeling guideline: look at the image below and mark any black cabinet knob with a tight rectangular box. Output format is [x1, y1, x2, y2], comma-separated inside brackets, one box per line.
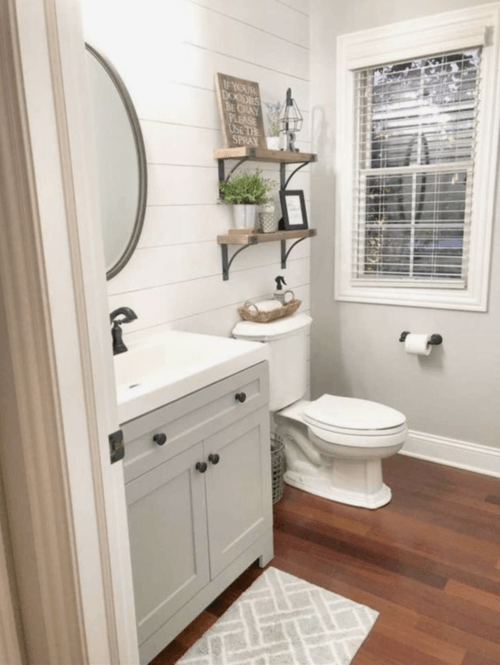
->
[196, 462, 208, 473]
[235, 392, 246, 403]
[153, 433, 167, 446]
[208, 453, 220, 465]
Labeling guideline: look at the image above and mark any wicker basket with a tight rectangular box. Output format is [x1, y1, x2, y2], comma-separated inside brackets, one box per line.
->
[271, 433, 286, 504]
[238, 299, 301, 323]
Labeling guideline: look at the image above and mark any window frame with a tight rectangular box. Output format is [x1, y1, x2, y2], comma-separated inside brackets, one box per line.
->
[335, 5, 500, 311]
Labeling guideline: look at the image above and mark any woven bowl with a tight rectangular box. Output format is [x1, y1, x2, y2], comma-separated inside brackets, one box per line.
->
[237, 299, 302, 323]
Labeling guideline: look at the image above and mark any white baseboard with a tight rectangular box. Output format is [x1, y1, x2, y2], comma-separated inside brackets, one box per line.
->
[400, 430, 500, 479]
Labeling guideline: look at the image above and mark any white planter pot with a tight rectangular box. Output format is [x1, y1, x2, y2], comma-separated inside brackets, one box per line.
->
[233, 204, 257, 230]
[266, 136, 280, 150]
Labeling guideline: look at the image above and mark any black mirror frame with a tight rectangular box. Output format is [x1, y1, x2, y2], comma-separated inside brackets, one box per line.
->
[85, 43, 148, 281]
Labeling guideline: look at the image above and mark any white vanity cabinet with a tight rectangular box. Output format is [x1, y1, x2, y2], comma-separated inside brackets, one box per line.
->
[122, 361, 273, 664]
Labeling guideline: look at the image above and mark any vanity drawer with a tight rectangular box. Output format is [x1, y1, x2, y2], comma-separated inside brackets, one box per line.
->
[122, 361, 269, 483]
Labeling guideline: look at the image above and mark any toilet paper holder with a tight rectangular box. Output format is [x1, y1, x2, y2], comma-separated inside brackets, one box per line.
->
[399, 331, 443, 345]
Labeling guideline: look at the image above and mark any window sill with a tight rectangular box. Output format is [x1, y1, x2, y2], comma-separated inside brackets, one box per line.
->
[334, 284, 488, 311]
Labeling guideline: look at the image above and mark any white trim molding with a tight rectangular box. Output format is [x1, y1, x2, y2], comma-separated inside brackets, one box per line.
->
[400, 429, 500, 478]
[335, 3, 500, 311]
[0, 0, 139, 661]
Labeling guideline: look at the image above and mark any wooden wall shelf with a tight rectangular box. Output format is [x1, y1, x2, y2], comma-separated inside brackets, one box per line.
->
[217, 229, 317, 281]
[215, 147, 317, 188]
[214, 147, 318, 280]
[214, 147, 317, 165]
[217, 229, 316, 246]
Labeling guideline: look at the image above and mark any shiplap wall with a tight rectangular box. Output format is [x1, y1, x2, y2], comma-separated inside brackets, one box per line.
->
[81, 0, 311, 364]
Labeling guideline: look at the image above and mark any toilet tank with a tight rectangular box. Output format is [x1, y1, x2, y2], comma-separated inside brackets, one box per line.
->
[233, 313, 312, 411]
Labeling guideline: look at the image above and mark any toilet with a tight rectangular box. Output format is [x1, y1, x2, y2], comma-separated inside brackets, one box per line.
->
[232, 313, 407, 509]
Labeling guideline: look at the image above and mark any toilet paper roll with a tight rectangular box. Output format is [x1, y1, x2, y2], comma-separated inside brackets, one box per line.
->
[404, 333, 432, 356]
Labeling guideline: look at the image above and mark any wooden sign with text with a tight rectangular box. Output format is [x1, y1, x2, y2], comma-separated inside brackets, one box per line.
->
[215, 73, 267, 150]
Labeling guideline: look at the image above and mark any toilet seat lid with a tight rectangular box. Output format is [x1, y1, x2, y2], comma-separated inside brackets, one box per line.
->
[303, 395, 406, 432]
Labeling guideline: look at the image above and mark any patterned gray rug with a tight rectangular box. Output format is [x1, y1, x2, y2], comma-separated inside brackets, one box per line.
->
[176, 567, 379, 665]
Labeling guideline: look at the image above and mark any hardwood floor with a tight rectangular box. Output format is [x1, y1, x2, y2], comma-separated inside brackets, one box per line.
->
[151, 455, 500, 665]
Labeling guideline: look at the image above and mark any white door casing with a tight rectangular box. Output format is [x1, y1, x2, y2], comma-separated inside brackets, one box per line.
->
[0, 0, 139, 662]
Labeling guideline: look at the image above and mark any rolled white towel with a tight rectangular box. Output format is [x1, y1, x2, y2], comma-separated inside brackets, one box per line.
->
[253, 300, 283, 313]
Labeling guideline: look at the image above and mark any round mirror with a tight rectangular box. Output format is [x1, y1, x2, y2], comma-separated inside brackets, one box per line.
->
[85, 44, 147, 280]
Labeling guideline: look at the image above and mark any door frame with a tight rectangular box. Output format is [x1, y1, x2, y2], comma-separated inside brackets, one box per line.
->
[0, 0, 139, 661]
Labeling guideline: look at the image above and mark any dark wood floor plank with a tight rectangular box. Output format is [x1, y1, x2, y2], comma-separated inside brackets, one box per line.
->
[149, 637, 187, 665]
[417, 618, 500, 664]
[274, 527, 444, 597]
[374, 614, 466, 665]
[354, 648, 400, 665]
[280, 478, 500, 560]
[149, 611, 217, 664]
[445, 579, 500, 612]
[384, 456, 500, 498]
[277, 483, 385, 530]
[388, 477, 500, 524]
[461, 649, 500, 665]
[149, 455, 500, 665]
[284, 478, 500, 578]
[274, 527, 500, 644]
[368, 516, 500, 580]
[383, 490, 500, 546]
[275, 501, 500, 595]
[276, 497, 372, 536]
[273, 512, 449, 588]
[352, 631, 448, 665]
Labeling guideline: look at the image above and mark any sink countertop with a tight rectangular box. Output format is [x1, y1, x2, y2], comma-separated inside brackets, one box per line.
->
[114, 329, 268, 424]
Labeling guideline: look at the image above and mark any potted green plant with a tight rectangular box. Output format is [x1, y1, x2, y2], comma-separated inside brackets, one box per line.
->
[265, 101, 283, 150]
[219, 171, 275, 230]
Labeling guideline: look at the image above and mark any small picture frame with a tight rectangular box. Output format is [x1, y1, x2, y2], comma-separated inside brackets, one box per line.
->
[279, 190, 308, 230]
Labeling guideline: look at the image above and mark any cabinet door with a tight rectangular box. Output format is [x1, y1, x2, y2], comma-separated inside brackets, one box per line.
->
[126, 443, 209, 646]
[204, 408, 272, 578]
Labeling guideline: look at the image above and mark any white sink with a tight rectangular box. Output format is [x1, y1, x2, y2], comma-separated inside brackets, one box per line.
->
[114, 329, 268, 423]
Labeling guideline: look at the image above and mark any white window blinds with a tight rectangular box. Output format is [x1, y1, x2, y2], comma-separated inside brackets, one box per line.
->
[353, 49, 481, 286]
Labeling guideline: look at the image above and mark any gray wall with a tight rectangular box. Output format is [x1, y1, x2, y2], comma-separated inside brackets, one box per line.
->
[309, 0, 500, 447]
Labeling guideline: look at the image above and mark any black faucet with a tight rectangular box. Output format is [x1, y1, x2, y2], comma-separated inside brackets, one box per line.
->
[110, 307, 138, 355]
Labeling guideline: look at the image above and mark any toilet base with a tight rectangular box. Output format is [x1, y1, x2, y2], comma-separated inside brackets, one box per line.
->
[274, 405, 403, 510]
[284, 469, 392, 509]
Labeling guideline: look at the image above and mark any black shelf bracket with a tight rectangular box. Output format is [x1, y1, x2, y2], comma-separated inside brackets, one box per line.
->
[280, 230, 317, 269]
[218, 150, 255, 184]
[218, 151, 309, 188]
[221, 239, 258, 280]
[281, 161, 309, 190]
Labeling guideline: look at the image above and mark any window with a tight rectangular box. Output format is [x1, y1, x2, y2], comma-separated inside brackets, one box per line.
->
[356, 50, 479, 284]
[336, 6, 500, 311]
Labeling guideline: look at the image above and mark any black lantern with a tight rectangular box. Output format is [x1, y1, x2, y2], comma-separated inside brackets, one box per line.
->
[280, 88, 303, 152]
